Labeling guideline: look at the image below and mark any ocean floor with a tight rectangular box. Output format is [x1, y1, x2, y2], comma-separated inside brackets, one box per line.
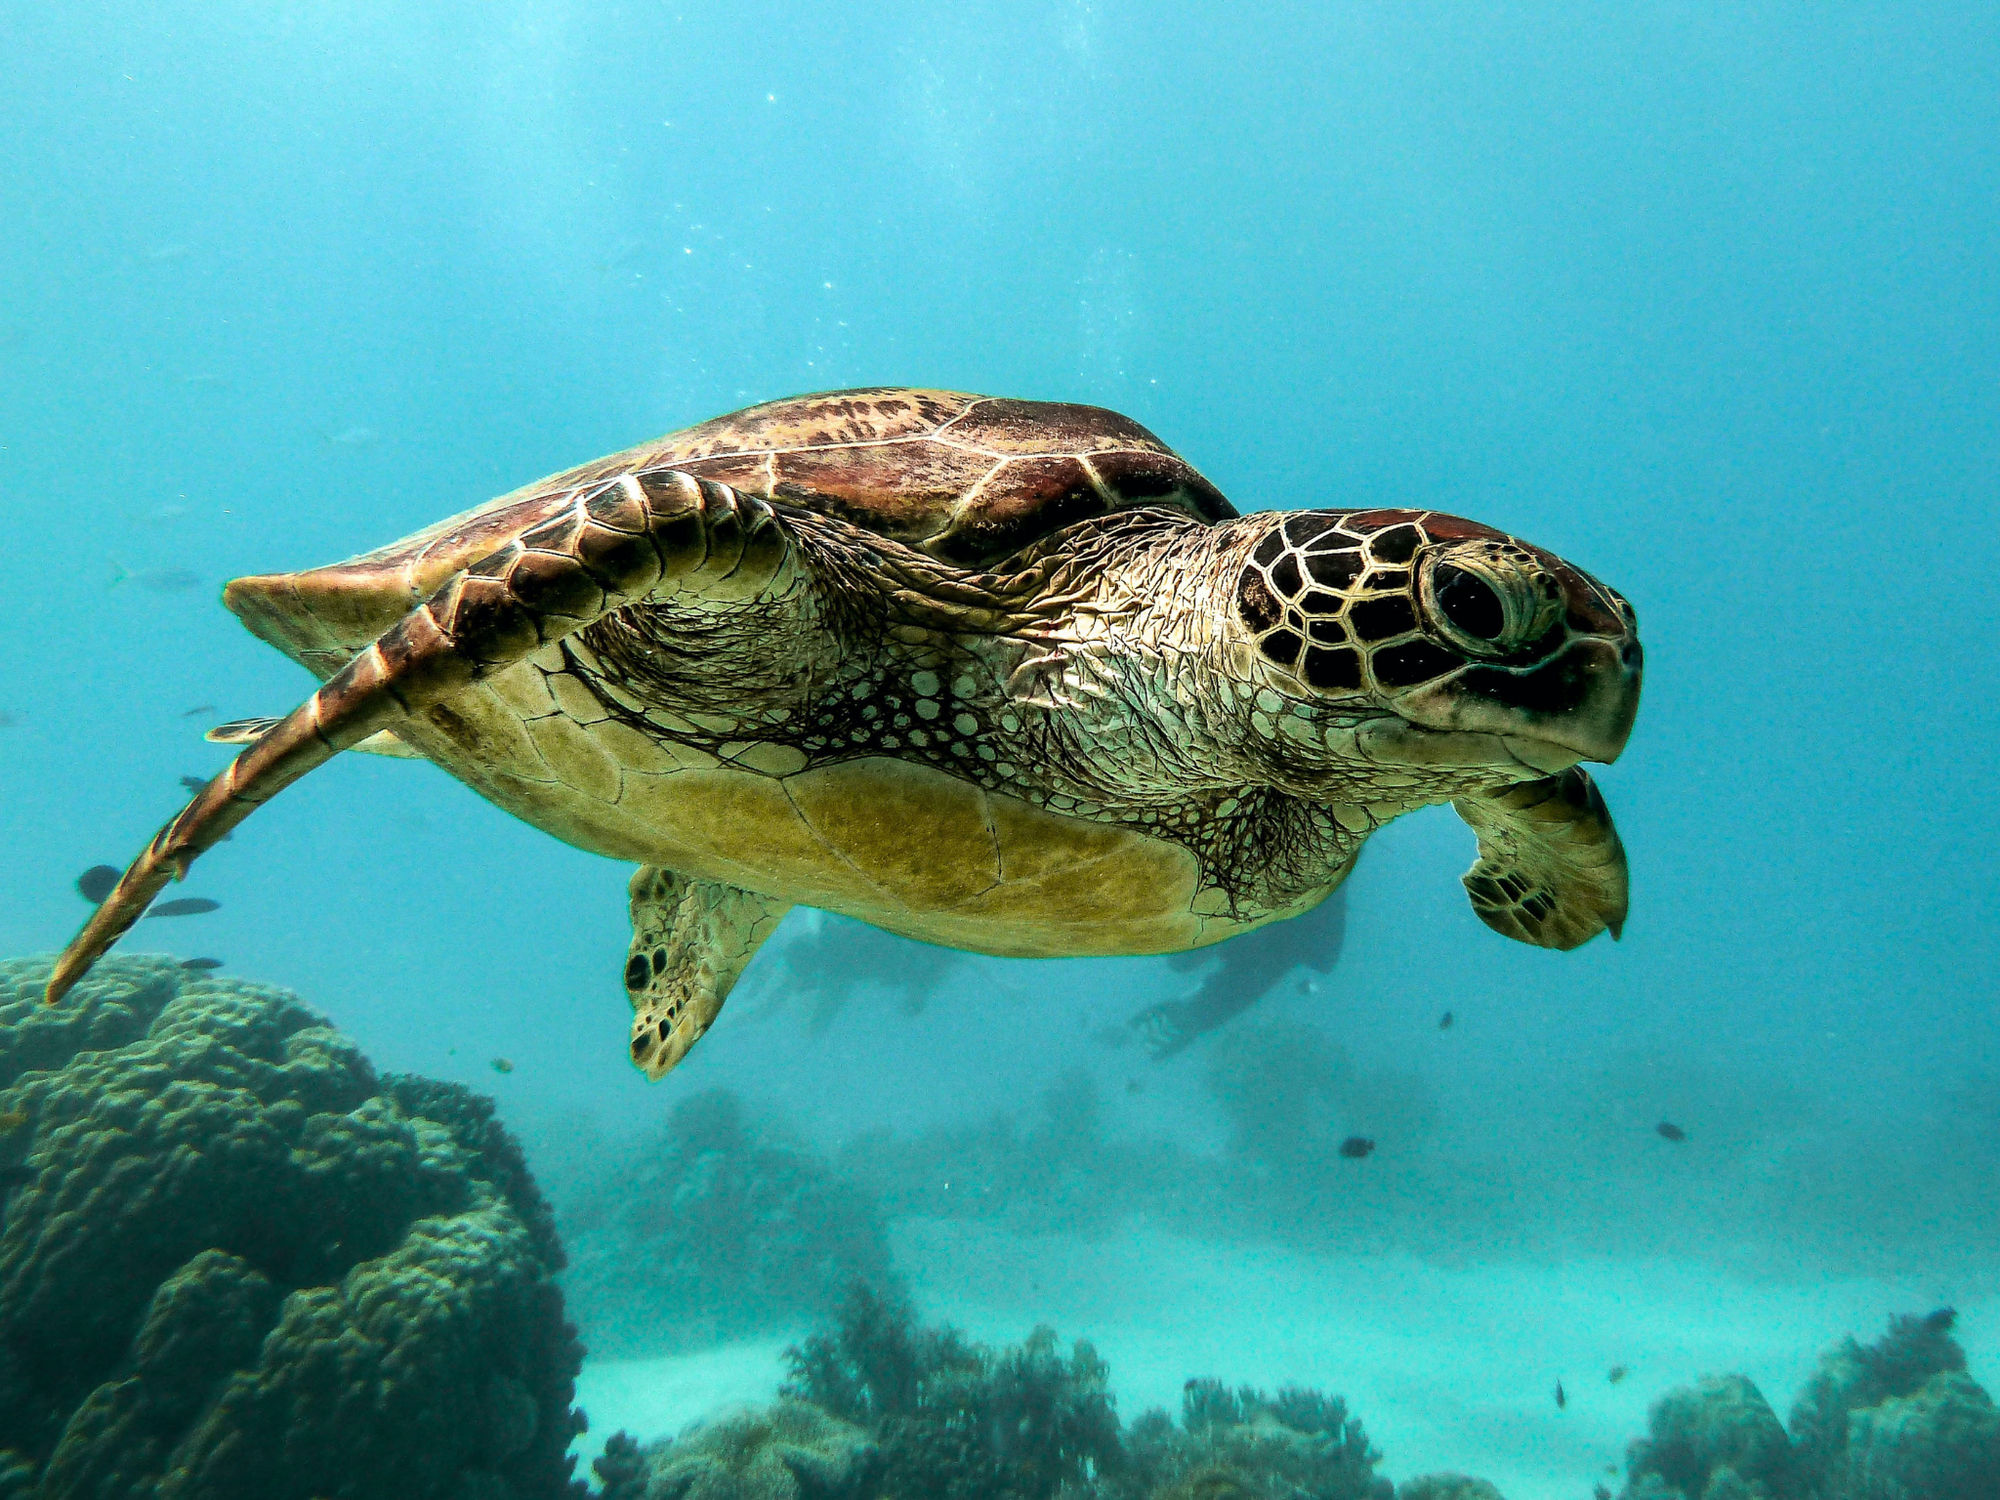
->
[570, 1220, 2000, 1499]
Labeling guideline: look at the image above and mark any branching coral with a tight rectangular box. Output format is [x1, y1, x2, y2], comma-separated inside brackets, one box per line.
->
[562, 1088, 899, 1358]
[0, 954, 585, 1499]
[1396, 1478, 1506, 1500]
[1119, 1378, 1393, 1500]
[782, 1284, 1123, 1500]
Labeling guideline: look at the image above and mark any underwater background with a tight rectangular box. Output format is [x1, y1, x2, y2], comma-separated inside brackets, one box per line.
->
[3, 3, 1999, 1497]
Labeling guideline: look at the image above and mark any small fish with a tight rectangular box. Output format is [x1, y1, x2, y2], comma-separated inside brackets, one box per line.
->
[1438, 1010, 1454, 1030]
[111, 564, 202, 592]
[1554, 1379, 1567, 1410]
[1124, 1077, 1145, 1095]
[1608, 1365, 1628, 1384]
[0, 1111, 28, 1133]
[1595, 1486, 1612, 1500]
[147, 897, 220, 918]
[178, 957, 224, 971]
[147, 242, 192, 262]
[323, 426, 378, 447]
[1656, 1121, 1687, 1143]
[1922, 1307, 1956, 1334]
[1338, 1135, 1374, 1160]
[77, 865, 120, 903]
[181, 704, 216, 718]
[179, 775, 209, 794]
[489, 1057, 514, 1074]
[147, 501, 190, 520]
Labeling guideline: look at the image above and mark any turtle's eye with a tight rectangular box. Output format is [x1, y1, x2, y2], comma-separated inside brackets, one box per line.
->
[1418, 544, 1562, 659]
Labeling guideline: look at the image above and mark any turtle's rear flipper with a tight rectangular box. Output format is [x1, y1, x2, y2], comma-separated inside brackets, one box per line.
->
[1454, 767, 1628, 950]
[207, 716, 422, 758]
[626, 867, 791, 1081]
[45, 471, 800, 1005]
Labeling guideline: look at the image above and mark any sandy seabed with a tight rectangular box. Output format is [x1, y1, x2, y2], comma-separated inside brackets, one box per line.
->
[572, 1220, 2000, 1500]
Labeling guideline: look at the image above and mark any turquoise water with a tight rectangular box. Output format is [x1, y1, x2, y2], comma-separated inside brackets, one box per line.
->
[2, 5, 1997, 1497]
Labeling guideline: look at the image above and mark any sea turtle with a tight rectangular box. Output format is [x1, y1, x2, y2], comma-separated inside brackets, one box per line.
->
[46, 388, 1641, 1079]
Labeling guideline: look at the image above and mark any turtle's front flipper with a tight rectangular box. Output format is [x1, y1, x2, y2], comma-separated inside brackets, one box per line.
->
[1453, 767, 1628, 950]
[626, 867, 791, 1081]
[45, 472, 800, 1004]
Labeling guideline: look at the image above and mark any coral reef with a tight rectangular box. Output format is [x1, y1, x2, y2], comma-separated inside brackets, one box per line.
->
[0, 953, 585, 1499]
[561, 1089, 899, 1358]
[1838, 1371, 2000, 1500]
[1620, 1374, 1796, 1500]
[1787, 1310, 1966, 1494]
[1616, 1311, 2000, 1500]
[594, 1292, 1485, 1500]
[1396, 1479, 1506, 1500]
[1119, 1379, 1393, 1500]
[782, 1284, 1125, 1499]
[602, 1400, 879, 1500]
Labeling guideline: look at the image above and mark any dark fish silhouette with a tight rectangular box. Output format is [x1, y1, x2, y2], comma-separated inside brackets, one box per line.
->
[113, 565, 202, 592]
[181, 704, 217, 717]
[1555, 1379, 1567, 1409]
[489, 1057, 514, 1074]
[1922, 1307, 1956, 1334]
[1595, 1486, 1612, 1500]
[1656, 1121, 1687, 1143]
[1438, 1010, 1454, 1030]
[147, 898, 220, 918]
[178, 957, 224, 971]
[1608, 1365, 1628, 1384]
[1338, 1135, 1374, 1160]
[76, 866, 120, 904]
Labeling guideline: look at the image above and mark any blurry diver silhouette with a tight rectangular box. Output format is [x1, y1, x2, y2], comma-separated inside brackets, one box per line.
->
[1127, 888, 1346, 1059]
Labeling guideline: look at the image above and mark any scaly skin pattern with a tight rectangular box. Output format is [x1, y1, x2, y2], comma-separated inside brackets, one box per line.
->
[44, 390, 1642, 1082]
[564, 501, 1632, 923]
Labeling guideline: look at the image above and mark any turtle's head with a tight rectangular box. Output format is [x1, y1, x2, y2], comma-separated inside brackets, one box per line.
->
[1230, 509, 1641, 783]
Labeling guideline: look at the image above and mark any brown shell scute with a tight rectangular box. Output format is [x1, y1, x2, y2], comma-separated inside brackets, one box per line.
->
[237, 389, 1239, 669]
[649, 388, 1237, 567]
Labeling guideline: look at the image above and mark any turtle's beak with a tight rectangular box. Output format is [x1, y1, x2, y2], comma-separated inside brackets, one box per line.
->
[1393, 577, 1643, 767]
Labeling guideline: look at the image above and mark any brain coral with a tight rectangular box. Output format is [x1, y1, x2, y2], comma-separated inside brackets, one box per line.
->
[1837, 1369, 2000, 1500]
[1621, 1373, 1797, 1500]
[0, 954, 585, 1500]
[1787, 1310, 1969, 1497]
